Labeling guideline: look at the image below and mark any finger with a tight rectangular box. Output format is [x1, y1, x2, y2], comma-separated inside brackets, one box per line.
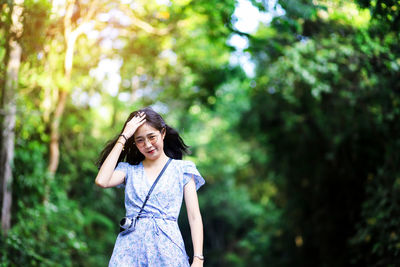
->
[130, 116, 145, 125]
[134, 112, 145, 118]
[132, 113, 143, 120]
[129, 113, 145, 124]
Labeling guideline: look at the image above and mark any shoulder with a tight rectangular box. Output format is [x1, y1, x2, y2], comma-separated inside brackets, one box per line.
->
[117, 161, 130, 166]
[173, 159, 196, 169]
[173, 159, 201, 176]
[174, 159, 205, 190]
[117, 161, 137, 167]
[116, 161, 139, 172]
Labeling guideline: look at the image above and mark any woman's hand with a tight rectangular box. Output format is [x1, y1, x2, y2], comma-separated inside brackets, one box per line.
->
[121, 112, 146, 139]
[191, 258, 204, 267]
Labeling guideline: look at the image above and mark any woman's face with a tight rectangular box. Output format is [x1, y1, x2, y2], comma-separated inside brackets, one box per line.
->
[133, 123, 165, 161]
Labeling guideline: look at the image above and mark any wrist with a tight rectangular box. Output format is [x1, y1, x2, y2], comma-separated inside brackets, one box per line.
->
[115, 140, 125, 151]
[117, 136, 127, 144]
[193, 257, 204, 264]
[119, 133, 129, 141]
[193, 254, 204, 261]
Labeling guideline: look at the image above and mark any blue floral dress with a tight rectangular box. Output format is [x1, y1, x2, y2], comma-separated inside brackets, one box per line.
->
[108, 159, 205, 267]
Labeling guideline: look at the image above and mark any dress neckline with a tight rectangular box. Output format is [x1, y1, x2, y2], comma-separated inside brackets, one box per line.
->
[140, 162, 151, 189]
[140, 158, 172, 188]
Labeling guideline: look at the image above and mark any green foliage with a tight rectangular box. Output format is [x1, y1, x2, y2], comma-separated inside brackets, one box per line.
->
[21, 0, 52, 60]
[350, 165, 400, 266]
[2, 96, 120, 265]
[356, 0, 400, 30]
[240, 0, 400, 265]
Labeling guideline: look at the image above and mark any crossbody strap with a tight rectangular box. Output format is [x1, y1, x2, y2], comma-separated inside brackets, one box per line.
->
[136, 158, 172, 220]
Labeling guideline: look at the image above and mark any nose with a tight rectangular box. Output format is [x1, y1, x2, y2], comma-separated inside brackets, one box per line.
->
[144, 138, 152, 148]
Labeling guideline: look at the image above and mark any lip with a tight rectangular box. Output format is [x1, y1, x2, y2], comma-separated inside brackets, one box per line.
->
[146, 149, 156, 154]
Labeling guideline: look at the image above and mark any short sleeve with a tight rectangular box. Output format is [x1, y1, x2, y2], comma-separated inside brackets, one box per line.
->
[115, 161, 129, 188]
[183, 160, 205, 191]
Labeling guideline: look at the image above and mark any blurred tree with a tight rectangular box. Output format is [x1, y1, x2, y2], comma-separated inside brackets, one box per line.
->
[240, 0, 400, 266]
[356, 0, 400, 30]
[47, 0, 109, 177]
[1, 0, 251, 265]
[1, 0, 24, 235]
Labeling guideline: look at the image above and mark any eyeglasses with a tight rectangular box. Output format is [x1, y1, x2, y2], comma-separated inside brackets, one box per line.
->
[134, 134, 160, 147]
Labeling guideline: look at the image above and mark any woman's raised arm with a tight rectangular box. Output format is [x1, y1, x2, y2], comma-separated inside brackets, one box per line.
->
[95, 137, 126, 188]
[95, 112, 146, 188]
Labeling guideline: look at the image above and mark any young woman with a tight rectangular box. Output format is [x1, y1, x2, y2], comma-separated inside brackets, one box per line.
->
[95, 107, 205, 267]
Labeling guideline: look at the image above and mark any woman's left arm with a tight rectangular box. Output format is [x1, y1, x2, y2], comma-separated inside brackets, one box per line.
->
[184, 176, 204, 267]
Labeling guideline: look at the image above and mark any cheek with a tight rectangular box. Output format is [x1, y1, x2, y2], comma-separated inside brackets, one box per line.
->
[136, 146, 145, 153]
[154, 140, 164, 149]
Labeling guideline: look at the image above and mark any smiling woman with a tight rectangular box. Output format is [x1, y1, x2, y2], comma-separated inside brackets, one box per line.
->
[94, 107, 205, 267]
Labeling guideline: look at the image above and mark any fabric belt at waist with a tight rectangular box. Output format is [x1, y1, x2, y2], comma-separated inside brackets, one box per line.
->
[126, 213, 177, 222]
[124, 213, 177, 236]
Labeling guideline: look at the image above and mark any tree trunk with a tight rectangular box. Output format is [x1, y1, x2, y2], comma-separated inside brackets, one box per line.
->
[47, 90, 68, 174]
[1, 0, 24, 235]
[44, 89, 67, 205]
[46, 1, 90, 176]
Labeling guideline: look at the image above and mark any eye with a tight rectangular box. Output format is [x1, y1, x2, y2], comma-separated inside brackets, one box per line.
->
[149, 135, 157, 141]
[135, 138, 144, 143]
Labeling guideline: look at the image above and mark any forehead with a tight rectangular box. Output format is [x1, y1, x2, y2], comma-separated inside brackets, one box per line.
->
[134, 123, 159, 137]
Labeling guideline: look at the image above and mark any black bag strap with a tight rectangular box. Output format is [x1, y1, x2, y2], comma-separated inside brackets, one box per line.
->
[136, 158, 172, 220]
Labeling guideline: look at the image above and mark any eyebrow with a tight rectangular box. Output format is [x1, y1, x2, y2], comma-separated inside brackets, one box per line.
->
[134, 132, 157, 139]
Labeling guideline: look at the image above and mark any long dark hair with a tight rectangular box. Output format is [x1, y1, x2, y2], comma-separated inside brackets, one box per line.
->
[96, 107, 190, 168]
